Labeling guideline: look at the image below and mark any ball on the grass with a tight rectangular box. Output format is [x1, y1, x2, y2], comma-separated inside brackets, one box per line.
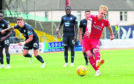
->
[77, 65, 88, 76]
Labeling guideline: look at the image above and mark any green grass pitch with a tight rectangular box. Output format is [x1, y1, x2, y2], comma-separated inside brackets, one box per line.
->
[0, 49, 134, 84]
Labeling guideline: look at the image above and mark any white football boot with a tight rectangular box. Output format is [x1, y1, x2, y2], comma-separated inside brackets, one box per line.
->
[95, 70, 101, 76]
[70, 63, 74, 67]
[40, 62, 46, 68]
[63, 63, 68, 67]
[0, 64, 4, 69]
[5, 64, 11, 69]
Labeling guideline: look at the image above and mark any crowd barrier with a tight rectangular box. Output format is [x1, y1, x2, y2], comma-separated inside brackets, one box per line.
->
[6, 39, 134, 54]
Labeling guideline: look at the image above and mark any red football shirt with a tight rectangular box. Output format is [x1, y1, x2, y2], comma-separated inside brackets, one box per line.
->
[86, 15, 110, 39]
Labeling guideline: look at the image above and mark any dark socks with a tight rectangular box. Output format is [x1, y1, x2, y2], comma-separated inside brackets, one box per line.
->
[64, 56, 68, 63]
[0, 54, 3, 64]
[6, 53, 10, 64]
[83, 52, 88, 64]
[36, 55, 44, 63]
[71, 47, 74, 63]
[24, 53, 32, 58]
[64, 47, 68, 63]
[71, 56, 74, 63]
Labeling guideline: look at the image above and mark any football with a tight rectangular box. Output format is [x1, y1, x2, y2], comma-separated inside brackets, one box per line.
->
[77, 65, 88, 76]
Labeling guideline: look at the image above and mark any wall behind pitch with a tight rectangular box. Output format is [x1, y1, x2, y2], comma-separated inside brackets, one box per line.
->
[100, 39, 134, 49]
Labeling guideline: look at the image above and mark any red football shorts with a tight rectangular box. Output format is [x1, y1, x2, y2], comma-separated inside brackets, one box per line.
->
[82, 37, 99, 52]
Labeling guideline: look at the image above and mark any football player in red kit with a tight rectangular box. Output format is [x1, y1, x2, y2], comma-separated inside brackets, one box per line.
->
[82, 5, 114, 76]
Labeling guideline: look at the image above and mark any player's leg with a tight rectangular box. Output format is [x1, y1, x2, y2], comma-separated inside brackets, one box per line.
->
[33, 41, 46, 68]
[4, 38, 11, 69]
[82, 38, 101, 76]
[0, 48, 4, 68]
[69, 36, 75, 66]
[81, 37, 89, 65]
[86, 50, 98, 71]
[34, 49, 44, 63]
[93, 48, 100, 62]
[23, 48, 34, 64]
[86, 50, 101, 76]
[5, 47, 11, 69]
[34, 49, 46, 68]
[23, 43, 33, 58]
[64, 46, 68, 66]
[70, 46, 74, 66]
[92, 40, 104, 68]
[83, 52, 88, 65]
[63, 36, 68, 67]
[23, 49, 32, 57]
[93, 48, 104, 68]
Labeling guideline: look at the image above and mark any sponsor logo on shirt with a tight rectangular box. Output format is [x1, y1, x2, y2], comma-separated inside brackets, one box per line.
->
[84, 23, 86, 25]
[93, 25, 102, 31]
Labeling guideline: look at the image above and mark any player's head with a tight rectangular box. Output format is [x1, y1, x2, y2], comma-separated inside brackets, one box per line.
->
[98, 5, 108, 20]
[0, 13, 3, 21]
[85, 10, 91, 20]
[65, 6, 71, 15]
[16, 17, 24, 27]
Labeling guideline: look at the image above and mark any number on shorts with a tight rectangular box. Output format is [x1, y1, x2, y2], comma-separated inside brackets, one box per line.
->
[33, 43, 38, 48]
[5, 40, 9, 44]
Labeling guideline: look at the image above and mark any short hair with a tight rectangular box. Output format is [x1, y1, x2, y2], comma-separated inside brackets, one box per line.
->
[17, 17, 23, 20]
[85, 10, 91, 13]
[99, 5, 108, 12]
[65, 6, 71, 10]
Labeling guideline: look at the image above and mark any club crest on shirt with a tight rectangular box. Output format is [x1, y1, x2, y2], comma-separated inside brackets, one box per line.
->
[88, 18, 92, 21]
[84, 23, 86, 26]
[94, 22, 96, 24]
[101, 23, 104, 26]
[24, 30, 26, 32]
[2, 24, 4, 27]
[64, 17, 66, 20]
[70, 17, 73, 20]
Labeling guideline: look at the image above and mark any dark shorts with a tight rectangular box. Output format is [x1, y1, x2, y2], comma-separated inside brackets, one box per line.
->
[23, 39, 39, 50]
[0, 38, 10, 48]
[63, 36, 75, 47]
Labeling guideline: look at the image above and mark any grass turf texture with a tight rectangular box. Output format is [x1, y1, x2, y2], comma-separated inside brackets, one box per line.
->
[0, 49, 134, 84]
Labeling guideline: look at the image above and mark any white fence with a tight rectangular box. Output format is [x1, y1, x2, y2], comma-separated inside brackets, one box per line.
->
[100, 39, 134, 49]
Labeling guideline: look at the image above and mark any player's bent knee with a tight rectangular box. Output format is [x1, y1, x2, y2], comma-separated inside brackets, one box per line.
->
[34, 54, 38, 57]
[93, 48, 99, 53]
[88, 54, 93, 58]
[23, 53, 28, 56]
[86, 51, 93, 58]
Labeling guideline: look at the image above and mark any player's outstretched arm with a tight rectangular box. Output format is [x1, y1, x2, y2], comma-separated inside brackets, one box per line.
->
[107, 26, 114, 40]
[1, 27, 14, 34]
[0, 31, 12, 41]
